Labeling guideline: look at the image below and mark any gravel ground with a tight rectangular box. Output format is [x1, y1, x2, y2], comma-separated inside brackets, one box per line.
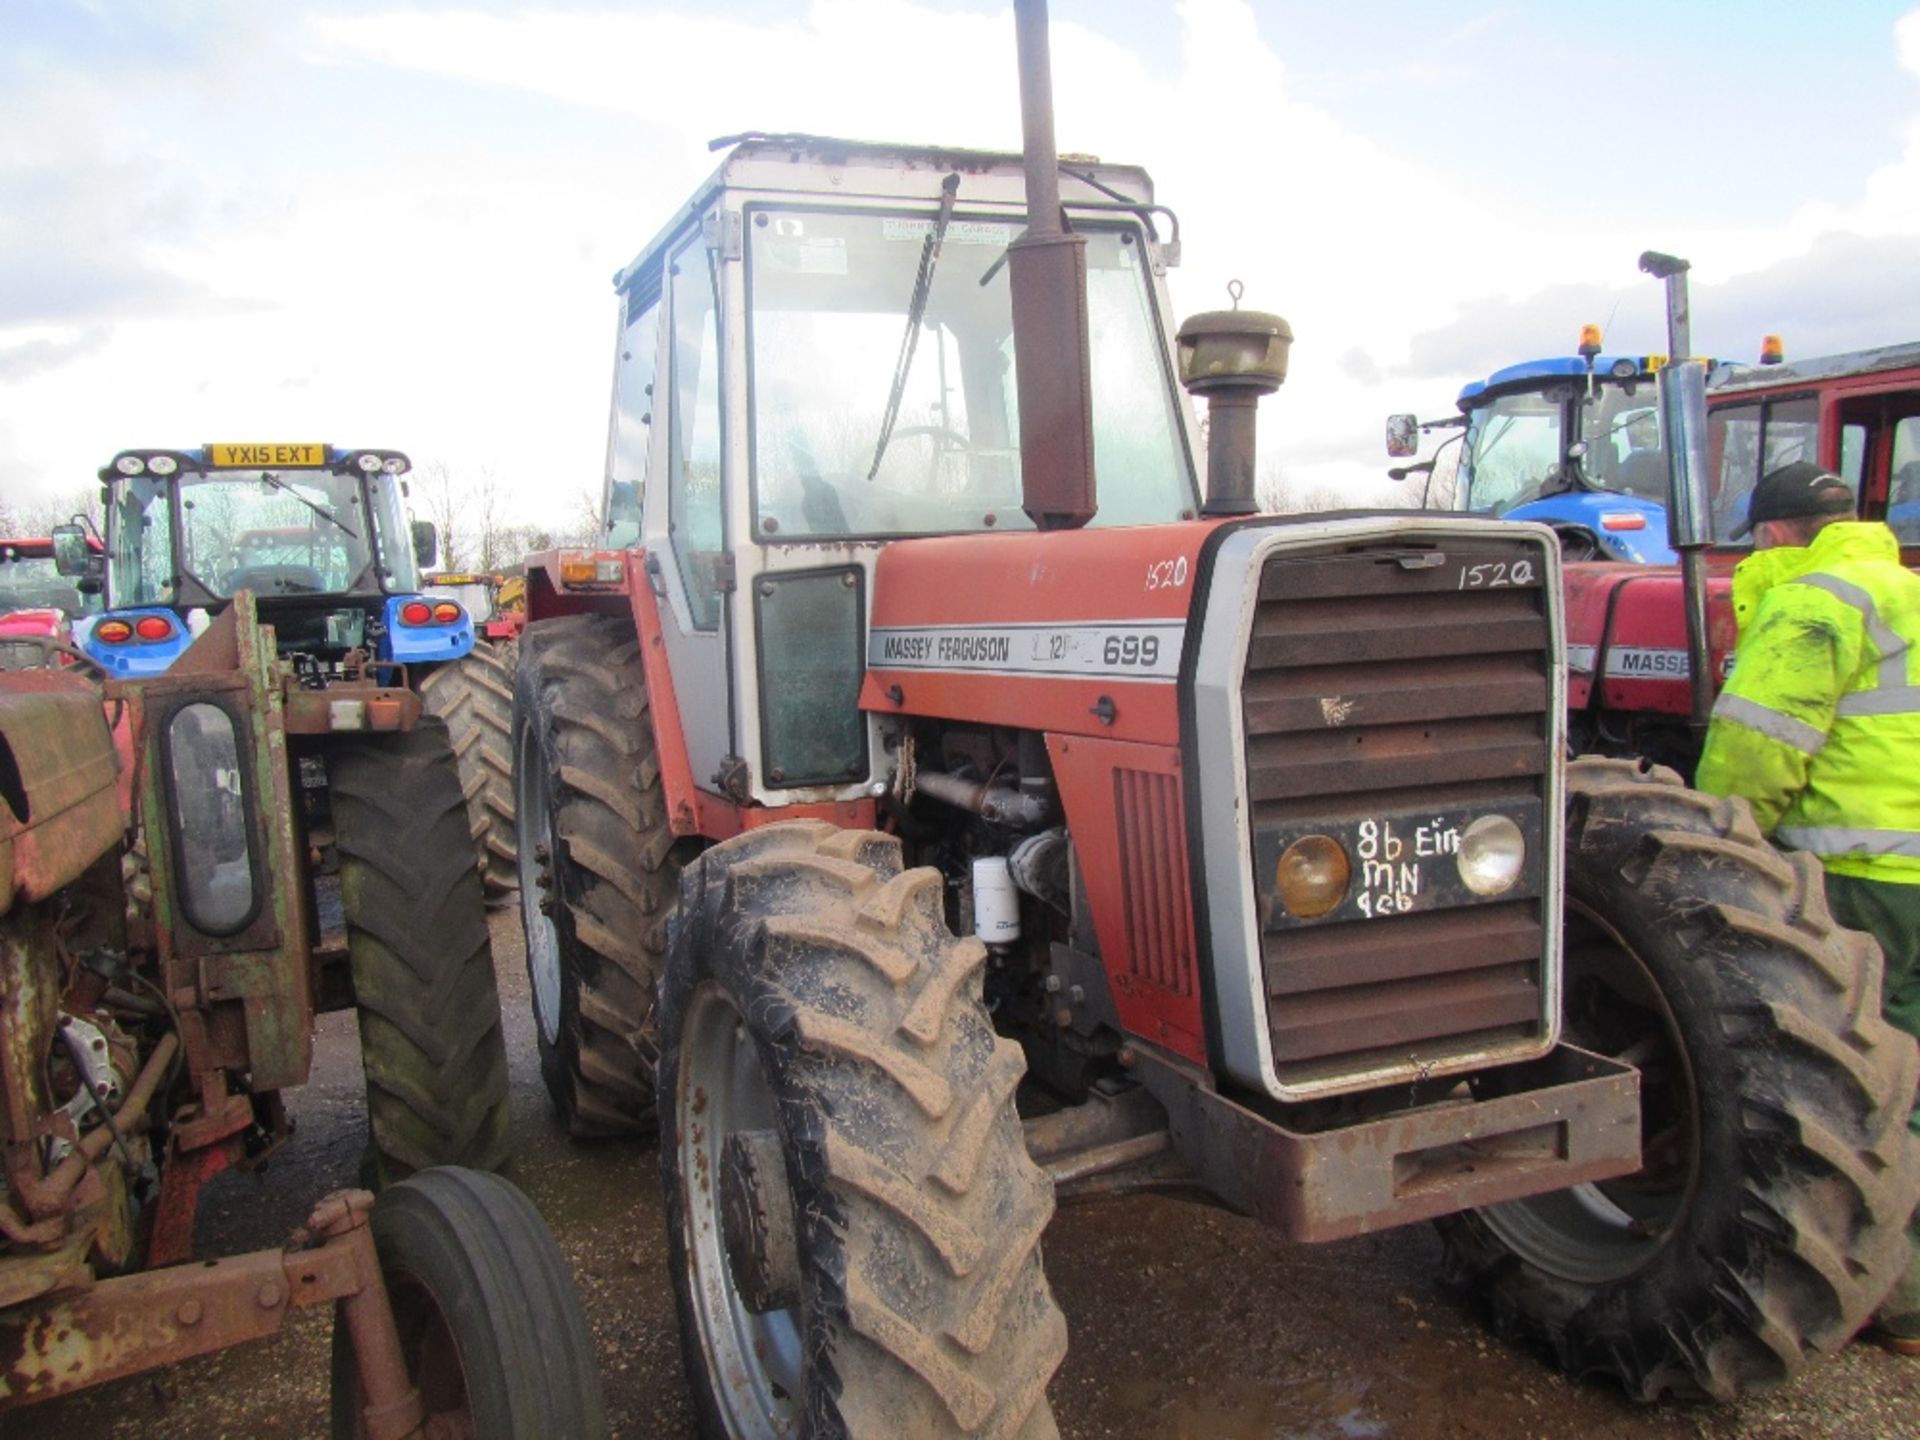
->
[15, 908, 1919, 1439]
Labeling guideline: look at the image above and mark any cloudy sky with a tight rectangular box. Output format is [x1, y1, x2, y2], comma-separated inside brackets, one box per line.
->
[6, 0, 1920, 521]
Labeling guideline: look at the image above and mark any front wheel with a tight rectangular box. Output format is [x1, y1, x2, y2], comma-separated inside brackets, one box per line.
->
[659, 822, 1065, 1439]
[1439, 757, 1920, 1400]
[330, 1167, 607, 1439]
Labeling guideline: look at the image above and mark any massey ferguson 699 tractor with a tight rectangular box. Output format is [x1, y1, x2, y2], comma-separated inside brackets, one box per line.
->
[511, 3, 1919, 1431]
[0, 613, 601, 1431]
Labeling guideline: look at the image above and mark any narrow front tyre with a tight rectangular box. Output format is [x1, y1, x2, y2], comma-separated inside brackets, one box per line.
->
[329, 1167, 608, 1439]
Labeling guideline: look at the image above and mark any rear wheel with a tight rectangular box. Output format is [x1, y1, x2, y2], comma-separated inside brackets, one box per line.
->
[329, 717, 512, 1176]
[660, 822, 1064, 1439]
[514, 614, 683, 1136]
[1439, 757, 1920, 1400]
[330, 1167, 607, 1439]
[418, 644, 518, 900]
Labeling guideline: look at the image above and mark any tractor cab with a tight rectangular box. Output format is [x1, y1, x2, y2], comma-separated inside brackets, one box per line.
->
[549, 135, 1200, 805]
[1392, 334, 1683, 562]
[70, 444, 472, 676]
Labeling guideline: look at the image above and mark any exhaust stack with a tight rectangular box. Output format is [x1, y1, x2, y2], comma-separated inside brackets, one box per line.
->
[1009, 0, 1097, 530]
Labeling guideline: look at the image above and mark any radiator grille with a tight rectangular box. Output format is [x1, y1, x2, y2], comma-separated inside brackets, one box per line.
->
[1115, 767, 1198, 997]
[1243, 539, 1554, 1089]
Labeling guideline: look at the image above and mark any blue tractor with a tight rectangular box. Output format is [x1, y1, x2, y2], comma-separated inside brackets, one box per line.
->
[72, 444, 472, 677]
[1389, 331, 1692, 563]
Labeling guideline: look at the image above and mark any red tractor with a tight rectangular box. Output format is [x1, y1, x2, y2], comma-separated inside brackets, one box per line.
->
[0, 534, 100, 669]
[511, 4, 1918, 1431]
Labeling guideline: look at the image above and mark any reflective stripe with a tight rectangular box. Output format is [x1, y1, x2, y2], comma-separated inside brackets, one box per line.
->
[1777, 826, 1920, 859]
[1710, 692, 1829, 755]
[1836, 684, 1920, 718]
[1791, 572, 1910, 691]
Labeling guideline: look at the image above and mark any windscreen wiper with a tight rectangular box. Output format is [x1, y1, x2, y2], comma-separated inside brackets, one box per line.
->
[867, 172, 961, 481]
[259, 471, 359, 538]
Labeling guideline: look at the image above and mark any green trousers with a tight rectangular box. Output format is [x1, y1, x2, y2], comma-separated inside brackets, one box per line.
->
[1826, 872, 1920, 1332]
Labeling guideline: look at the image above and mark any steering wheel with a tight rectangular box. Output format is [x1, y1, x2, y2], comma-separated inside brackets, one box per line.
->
[0, 634, 108, 676]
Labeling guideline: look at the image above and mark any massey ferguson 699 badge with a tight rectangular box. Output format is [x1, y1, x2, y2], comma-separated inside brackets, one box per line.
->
[868, 620, 1186, 680]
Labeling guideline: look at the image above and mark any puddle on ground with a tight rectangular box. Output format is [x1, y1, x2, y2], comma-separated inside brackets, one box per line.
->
[1110, 1373, 1390, 1440]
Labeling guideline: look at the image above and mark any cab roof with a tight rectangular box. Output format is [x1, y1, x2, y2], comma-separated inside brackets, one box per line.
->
[613, 132, 1157, 293]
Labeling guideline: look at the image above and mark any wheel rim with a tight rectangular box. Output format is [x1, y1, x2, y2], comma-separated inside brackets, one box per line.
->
[366, 1267, 477, 1440]
[516, 719, 564, 1046]
[1478, 899, 1701, 1284]
[677, 983, 805, 1434]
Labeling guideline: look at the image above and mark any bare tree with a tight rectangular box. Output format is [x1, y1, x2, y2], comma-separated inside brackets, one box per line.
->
[1, 484, 106, 538]
[413, 461, 471, 573]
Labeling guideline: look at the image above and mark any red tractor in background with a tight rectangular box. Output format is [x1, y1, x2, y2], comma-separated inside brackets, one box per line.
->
[1392, 310, 1920, 776]
[510, 3, 1918, 1432]
[0, 534, 101, 669]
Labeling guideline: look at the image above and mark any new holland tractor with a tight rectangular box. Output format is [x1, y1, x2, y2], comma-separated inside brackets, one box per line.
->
[51, 445, 512, 1179]
[63, 443, 516, 900]
[0, 615, 602, 1433]
[510, 3, 1918, 1431]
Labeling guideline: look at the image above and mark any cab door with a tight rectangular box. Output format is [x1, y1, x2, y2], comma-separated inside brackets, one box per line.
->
[639, 226, 736, 796]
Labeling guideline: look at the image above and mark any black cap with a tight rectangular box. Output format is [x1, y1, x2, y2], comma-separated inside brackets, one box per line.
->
[1731, 460, 1853, 538]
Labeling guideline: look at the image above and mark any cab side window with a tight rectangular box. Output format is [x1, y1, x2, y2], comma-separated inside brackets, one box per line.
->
[605, 279, 661, 549]
[668, 234, 725, 631]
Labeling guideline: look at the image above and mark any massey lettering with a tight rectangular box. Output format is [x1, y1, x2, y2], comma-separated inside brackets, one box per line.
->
[881, 634, 934, 663]
[938, 634, 1010, 664]
[867, 621, 1184, 681]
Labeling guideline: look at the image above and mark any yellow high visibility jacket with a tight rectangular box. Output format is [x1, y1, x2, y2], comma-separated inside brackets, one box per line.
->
[1697, 521, 1920, 885]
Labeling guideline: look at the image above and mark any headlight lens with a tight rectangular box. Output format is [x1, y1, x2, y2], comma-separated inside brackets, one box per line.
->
[115, 455, 145, 475]
[1457, 814, 1526, 896]
[357, 453, 383, 472]
[148, 454, 179, 475]
[1275, 834, 1350, 918]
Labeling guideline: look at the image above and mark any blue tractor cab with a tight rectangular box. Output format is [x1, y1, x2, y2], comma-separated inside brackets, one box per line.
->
[74, 444, 472, 677]
[1446, 338, 1686, 562]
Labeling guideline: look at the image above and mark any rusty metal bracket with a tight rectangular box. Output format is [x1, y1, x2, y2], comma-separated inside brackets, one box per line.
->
[1, 1187, 424, 1436]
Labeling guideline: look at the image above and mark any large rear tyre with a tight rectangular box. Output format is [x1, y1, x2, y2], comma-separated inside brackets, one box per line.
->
[513, 614, 683, 1137]
[660, 822, 1064, 1439]
[330, 1167, 608, 1440]
[418, 643, 518, 899]
[1439, 757, 1920, 1400]
[329, 717, 512, 1176]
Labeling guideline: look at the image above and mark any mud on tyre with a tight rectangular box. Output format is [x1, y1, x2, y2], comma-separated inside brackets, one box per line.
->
[1439, 757, 1920, 1400]
[513, 614, 684, 1137]
[417, 642, 518, 900]
[329, 716, 512, 1176]
[659, 822, 1065, 1439]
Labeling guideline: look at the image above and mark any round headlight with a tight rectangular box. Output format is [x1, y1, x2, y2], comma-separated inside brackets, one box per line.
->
[1457, 815, 1526, 896]
[357, 453, 383, 472]
[1275, 834, 1350, 919]
[149, 454, 178, 475]
[1609, 359, 1639, 380]
[382, 457, 407, 474]
[115, 455, 145, 475]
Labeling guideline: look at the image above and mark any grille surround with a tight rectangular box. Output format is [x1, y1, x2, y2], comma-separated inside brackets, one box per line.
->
[1189, 518, 1566, 1102]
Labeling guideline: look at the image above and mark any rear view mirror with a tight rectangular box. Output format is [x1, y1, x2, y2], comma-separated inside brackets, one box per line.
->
[51, 524, 90, 577]
[411, 520, 438, 568]
[1385, 414, 1419, 458]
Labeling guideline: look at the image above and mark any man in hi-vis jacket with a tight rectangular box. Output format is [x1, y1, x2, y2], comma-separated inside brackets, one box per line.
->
[1697, 460, 1920, 1353]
